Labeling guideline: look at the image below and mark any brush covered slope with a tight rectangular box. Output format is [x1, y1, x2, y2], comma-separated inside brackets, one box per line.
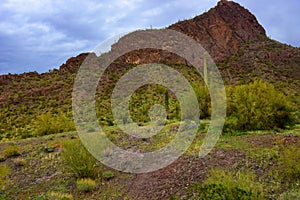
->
[0, 1, 300, 199]
[0, 0, 299, 140]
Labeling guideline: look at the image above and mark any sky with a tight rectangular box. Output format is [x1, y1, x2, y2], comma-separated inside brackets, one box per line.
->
[0, 0, 299, 75]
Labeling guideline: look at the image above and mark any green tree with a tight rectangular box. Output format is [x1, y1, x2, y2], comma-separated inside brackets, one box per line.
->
[225, 80, 296, 132]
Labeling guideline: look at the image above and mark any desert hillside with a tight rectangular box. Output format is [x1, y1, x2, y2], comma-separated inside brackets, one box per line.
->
[0, 1, 299, 199]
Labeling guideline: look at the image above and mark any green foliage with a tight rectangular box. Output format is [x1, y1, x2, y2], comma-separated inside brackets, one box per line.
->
[225, 80, 296, 133]
[204, 168, 263, 195]
[165, 90, 170, 119]
[28, 194, 47, 200]
[48, 192, 73, 200]
[0, 164, 11, 190]
[33, 112, 75, 136]
[0, 154, 5, 162]
[188, 183, 263, 200]
[61, 139, 96, 178]
[278, 145, 300, 181]
[76, 178, 96, 192]
[3, 144, 21, 158]
[279, 190, 300, 200]
[192, 83, 211, 119]
[12, 158, 27, 167]
[102, 171, 115, 180]
[187, 168, 264, 199]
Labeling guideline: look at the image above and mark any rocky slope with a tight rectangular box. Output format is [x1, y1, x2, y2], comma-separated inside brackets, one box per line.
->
[0, 0, 299, 139]
[1, 0, 299, 85]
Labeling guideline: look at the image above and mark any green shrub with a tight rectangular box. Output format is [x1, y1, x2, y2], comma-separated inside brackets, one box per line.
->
[279, 189, 300, 200]
[188, 183, 263, 200]
[278, 145, 300, 181]
[102, 171, 115, 180]
[187, 168, 264, 199]
[192, 83, 211, 119]
[0, 164, 11, 190]
[3, 145, 21, 158]
[48, 192, 73, 200]
[205, 168, 263, 194]
[0, 154, 6, 162]
[33, 112, 75, 136]
[225, 80, 296, 132]
[28, 194, 47, 200]
[76, 178, 96, 192]
[12, 158, 27, 167]
[61, 139, 96, 178]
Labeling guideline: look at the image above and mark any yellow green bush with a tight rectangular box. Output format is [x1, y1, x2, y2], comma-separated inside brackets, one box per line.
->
[0, 164, 11, 190]
[278, 145, 300, 181]
[76, 178, 96, 192]
[188, 168, 264, 199]
[48, 192, 73, 200]
[61, 139, 97, 178]
[225, 80, 296, 133]
[3, 144, 21, 158]
[33, 112, 75, 136]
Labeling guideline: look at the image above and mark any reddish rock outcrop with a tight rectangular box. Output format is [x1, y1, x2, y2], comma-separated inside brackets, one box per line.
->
[59, 53, 91, 73]
[115, 0, 267, 65]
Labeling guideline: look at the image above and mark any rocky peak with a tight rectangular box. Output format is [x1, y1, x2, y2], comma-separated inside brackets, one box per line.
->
[112, 1, 268, 65]
[59, 53, 91, 73]
[169, 0, 267, 61]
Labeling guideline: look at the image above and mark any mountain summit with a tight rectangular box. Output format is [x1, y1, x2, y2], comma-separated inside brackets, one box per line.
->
[169, 0, 266, 61]
[114, 0, 268, 65]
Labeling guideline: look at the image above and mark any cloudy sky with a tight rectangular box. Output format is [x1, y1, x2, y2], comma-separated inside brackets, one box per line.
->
[0, 0, 299, 75]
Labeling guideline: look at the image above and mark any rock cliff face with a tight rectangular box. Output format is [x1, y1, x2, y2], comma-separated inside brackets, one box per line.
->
[169, 0, 266, 61]
[59, 53, 90, 73]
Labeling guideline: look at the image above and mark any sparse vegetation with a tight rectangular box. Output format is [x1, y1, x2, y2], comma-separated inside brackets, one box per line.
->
[0, 164, 11, 190]
[76, 178, 96, 192]
[3, 144, 21, 158]
[33, 112, 75, 136]
[102, 171, 115, 180]
[48, 192, 74, 200]
[12, 158, 27, 167]
[0, 2, 299, 199]
[187, 168, 264, 199]
[205, 168, 263, 196]
[278, 145, 300, 181]
[61, 139, 97, 178]
[279, 190, 300, 200]
[187, 183, 263, 200]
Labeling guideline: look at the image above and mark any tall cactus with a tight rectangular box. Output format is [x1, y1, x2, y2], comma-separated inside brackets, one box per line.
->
[203, 53, 208, 85]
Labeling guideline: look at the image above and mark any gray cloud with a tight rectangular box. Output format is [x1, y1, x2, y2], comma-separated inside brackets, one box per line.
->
[0, 0, 298, 74]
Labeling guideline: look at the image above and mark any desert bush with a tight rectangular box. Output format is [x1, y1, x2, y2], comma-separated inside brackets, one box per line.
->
[225, 80, 296, 133]
[28, 194, 47, 200]
[76, 178, 96, 192]
[278, 189, 300, 200]
[3, 145, 21, 158]
[188, 183, 263, 200]
[48, 192, 73, 200]
[61, 139, 97, 178]
[0, 164, 11, 190]
[278, 145, 300, 181]
[188, 168, 263, 199]
[33, 112, 75, 136]
[205, 168, 263, 195]
[0, 155, 5, 162]
[102, 171, 115, 180]
[12, 158, 27, 167]
[192, 83, 211, 119]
